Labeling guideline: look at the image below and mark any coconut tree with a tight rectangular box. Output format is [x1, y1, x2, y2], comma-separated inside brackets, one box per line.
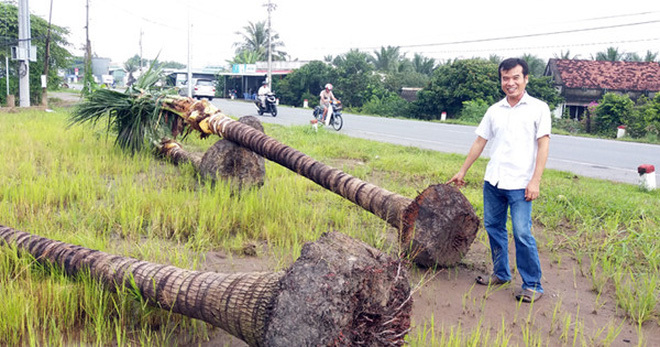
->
[71, 78, 479, 267]
[232, 20, 287, 61]
[593, 47, 625, 61]
[160, 98, 479, 267]
[0, 225, 411, 346]
[411, 53, 436, 75]
[371, 46, 403, 72]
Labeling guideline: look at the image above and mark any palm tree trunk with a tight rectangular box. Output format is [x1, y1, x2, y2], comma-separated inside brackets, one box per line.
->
[0, 225, 410, 346]
[163, 98, 479, 267]
[155, 138, 202, 168]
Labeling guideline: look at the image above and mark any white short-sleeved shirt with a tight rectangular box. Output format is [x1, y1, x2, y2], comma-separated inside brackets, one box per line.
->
[475, 92, 551, 190]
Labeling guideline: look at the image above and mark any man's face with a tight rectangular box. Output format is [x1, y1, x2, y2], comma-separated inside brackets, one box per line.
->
[500, 65, 528, 101]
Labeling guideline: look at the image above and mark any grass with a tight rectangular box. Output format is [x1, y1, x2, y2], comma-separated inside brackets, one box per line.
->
[1, 108, 659, 345]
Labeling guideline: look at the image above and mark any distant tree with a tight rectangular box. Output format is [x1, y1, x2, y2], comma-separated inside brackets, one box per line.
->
[0, 2, 72, 104]
[526, 76, 563, 111]
[593, 47, 624, 61]
[624, 52, 642, 62]
[411, 53, 436, 75]
[643, 50, 659, 62]
[521, 54, 546, 76]
[159, 61, 186, 69]
[232, 21, 287, 62]
[371, 46, 402, 72]
[413, 58, 500, 120]
[593, 92, 634, 137]
[276, 61, 337, 107]
[333, 49, 377, 108]
[553, 50, 580, 60]
[487, 54, 502, 65]
[226, 50, 262, 65]
[125, 54, 143, 70]
[123, 60, 138, 86]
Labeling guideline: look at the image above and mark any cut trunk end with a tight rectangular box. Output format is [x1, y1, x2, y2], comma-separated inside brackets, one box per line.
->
[401, 184, 480, 268]
[265, 231, 411, 346]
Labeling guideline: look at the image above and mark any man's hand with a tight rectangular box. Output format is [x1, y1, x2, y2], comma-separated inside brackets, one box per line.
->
[525, 180, 540, 201]
[447, 173, 466, 188]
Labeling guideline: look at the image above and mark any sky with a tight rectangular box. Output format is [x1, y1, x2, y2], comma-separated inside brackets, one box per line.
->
[26, 0, 660, 69]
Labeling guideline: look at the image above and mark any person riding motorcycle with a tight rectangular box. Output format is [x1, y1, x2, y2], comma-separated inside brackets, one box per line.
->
[319, 83, 338, 126]
[258, 80, 271, 109]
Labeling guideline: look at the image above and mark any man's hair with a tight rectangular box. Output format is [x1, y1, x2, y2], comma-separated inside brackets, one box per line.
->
[498, 58, 529, 79]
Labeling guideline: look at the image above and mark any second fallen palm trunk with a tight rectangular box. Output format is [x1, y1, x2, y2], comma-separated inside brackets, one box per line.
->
[164, 98, 479, 267]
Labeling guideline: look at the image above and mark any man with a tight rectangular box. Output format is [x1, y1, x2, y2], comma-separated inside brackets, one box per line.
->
[447, 57, 551, 303]
[257, 80, 270, 109]
[319, 83, 337, 126]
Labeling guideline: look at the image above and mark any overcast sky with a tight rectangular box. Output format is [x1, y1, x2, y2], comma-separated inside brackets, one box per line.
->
[27, 0, 660, 68]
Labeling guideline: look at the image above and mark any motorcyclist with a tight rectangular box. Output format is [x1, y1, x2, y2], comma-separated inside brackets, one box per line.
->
[257, 80, 271, 109]
[319, 83, 338, 126]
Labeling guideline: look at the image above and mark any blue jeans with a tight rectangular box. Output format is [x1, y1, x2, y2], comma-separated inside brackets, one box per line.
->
[483, 181, 543, 292]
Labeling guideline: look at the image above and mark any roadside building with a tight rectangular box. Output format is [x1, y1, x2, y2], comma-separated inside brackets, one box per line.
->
[544, 59, 660, 119]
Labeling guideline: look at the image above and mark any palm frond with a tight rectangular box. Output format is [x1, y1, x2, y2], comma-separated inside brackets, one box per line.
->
[69, 63, 181, 155]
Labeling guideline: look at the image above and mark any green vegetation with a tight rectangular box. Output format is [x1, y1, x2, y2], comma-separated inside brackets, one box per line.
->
[554, 92, 660, 143]
[1, 108, 659, 345]
[0, 2, 72, 105]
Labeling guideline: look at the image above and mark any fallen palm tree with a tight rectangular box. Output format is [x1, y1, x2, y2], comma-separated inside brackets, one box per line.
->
[0, 225, 411, 346]
[162, 98, 479, 267]
[70, 74, 479, 267]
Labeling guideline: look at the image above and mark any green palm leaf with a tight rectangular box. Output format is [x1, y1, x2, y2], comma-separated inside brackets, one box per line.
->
[69, 65, 180, 154]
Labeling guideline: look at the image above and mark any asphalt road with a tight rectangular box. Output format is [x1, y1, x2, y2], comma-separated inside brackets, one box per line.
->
[212, 98, 660, 186]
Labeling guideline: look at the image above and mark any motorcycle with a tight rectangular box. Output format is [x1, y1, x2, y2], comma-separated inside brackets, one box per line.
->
[313, 100, 344, 131]
[255, 92, 278, 117]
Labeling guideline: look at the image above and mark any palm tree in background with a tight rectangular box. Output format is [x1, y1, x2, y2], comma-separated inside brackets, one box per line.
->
[371, 46, 403, 72]
[521, 54, 546, 76]
[232, 21, 287, 62]
[411, 53, 436, 75]
[553, 50, 580, 60]
[123, 60, 138, 86]
[643, 50, 659, 62]
[226, 50, 262, 65]
[593, 47, 625, 61]
[487, 54, 502, 65]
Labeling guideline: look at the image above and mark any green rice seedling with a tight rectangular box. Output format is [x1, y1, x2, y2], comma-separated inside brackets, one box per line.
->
[589, 320, 624, 346]
[615, 271, 659, 327]
[589, 253, 610, 294]
[559, 312, 573, 344]
[549, 297, 563, 336]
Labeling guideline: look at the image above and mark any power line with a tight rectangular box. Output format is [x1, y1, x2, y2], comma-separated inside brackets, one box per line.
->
[413, 37, 660, 57]
[397, 20, 660, 49]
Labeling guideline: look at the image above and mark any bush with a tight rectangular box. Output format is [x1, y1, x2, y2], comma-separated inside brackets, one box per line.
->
[361, 93, 410, 118]
[552, 117, 584, 134]
[593, 93, 634, 137]
[458, 99, 489, 124]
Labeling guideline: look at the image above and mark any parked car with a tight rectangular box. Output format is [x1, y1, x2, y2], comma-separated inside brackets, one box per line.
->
[179, 79, 216, 100]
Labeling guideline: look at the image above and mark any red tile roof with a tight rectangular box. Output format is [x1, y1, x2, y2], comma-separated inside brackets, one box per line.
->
[549, 59, 660, 91]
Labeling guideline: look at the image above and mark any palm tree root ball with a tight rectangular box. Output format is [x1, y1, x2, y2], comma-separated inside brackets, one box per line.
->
[0, 226, 411, 346]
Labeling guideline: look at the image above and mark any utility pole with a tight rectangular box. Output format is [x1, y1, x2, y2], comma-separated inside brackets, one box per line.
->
[17, 0, 31, 107]
[264, 0, 276, 89]
[42, 0, 54, 107]
[186, 8, 192, 97]
[139, 28, 143, 73]
[83, 0, 92, 94]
